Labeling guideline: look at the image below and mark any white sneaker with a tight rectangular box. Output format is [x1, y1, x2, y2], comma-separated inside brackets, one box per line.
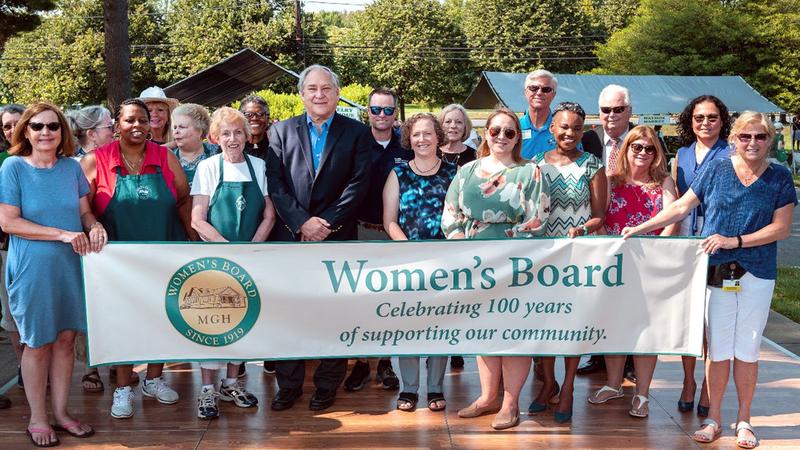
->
[142, 376, 179, 404]
[111, 386, 134, 419]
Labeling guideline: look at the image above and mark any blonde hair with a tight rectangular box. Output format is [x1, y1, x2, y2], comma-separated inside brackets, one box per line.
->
[172, 103, 211, 138]
[609, 125, 668, 187]
[477, 107, 523, 163]
[209, 107, 251, 141]
[437, 104, 472, 142]
[728, 111, 776, 148]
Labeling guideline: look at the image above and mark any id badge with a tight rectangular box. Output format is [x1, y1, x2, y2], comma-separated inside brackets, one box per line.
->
[521, 129, 532, 140]
[722, 279, 742, 292]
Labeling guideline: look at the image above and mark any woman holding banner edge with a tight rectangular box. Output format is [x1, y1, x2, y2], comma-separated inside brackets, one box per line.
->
[622, 112, 796, 447]
[189, 106, 275, 419]
[442, 107, 550, 430]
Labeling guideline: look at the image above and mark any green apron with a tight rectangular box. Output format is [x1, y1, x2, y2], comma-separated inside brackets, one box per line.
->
[207, 156, 265, 242]
[101, 165, 186, 241]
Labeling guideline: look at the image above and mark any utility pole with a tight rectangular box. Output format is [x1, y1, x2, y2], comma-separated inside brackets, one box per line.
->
[294, 0, 304, 66]
[104, 0, 131, 111]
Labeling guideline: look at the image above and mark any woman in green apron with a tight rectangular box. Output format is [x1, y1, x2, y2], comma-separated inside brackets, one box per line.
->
[81, 99, 195, 420]
[189, 107, 275, 419]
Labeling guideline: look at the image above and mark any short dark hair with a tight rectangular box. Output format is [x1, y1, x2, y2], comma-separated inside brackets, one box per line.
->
[240, 95, 269, 114]
[676, 95, 731, 146]
[553, 101, 586, 120]
[115, 98, 150, 123]
[368, 87, 397, 107]
[401, 113, 445, 151]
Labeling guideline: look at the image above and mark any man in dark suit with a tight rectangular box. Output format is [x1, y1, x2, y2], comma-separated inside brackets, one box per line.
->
[266, 64, 375, 411]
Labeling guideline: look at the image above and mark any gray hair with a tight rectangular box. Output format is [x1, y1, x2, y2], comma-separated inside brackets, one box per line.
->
[172, 103, 211, 137]
[239, 95, 270, 114]
[65, 105, 112, 146]
[297, 64, 340, 93]
[437, 104, 473, 142]
[598, 84, 631, 106]
[1, 104, 25, 123]
[525, 69, 558, 90]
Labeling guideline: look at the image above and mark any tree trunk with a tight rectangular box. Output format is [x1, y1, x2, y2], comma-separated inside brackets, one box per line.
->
[104, 0, 131, 112]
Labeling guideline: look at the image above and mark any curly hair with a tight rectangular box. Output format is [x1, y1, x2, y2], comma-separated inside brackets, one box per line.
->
[172, 103, 212, 138]
[676, 95, 731, 147]
[401, 113, 444, 151]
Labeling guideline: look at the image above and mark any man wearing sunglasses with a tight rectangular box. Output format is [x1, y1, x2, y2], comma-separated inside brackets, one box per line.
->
[239, 95, 271, 162]
[520, 69, 559, 159]
[344, 88, 412, 394]
[581, 84, 635, 174]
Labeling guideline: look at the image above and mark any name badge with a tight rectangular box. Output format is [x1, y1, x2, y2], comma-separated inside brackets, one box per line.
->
[722, 279, 742, 292]
[521, 129, 532, 140]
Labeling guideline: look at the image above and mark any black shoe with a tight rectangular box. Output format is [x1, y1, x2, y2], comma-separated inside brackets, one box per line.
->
[343, 360, 370, 392]
[237, 362, 247, 378]
[0, 394, 10, 409]
[576, 356, 605, 375]
[271, 387, 302, 411]
[309, 388, 337, 411]
[263, 361, 276, 374]
[376, 360, 399, 390]
[450, 356, 465, 369]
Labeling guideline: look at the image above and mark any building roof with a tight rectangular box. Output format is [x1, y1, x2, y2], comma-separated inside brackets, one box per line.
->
[463, 71, 783, 115]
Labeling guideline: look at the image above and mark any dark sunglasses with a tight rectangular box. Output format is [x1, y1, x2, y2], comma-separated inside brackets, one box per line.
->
[487, 126, 517, 140]
[243, 111, 267, 119]
[737, 133, 768, 143]
[600, 106, 627, 114]
[630, 143, 656, 155]
[28, 121, 61, 132]
[692, 114, 719, 123]
[368, 106, 396, 116]
[526, 85, 554, 94]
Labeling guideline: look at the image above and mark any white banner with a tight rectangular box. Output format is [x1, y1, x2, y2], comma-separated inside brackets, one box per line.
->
[83, 237, 707, 366]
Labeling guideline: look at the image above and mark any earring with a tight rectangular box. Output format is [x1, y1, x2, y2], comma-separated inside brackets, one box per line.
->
[146, 133, 153, 141]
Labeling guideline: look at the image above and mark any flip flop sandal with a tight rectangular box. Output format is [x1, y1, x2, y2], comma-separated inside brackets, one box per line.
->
[588, 385, 624, 404]
[396, 392, 418, 412]
[81, 372, 104, 393]
[692, 418, 722, 443]
[26, 427, 59, 447]
[52, 421, 95, 438]
[628, 394, 649, 418]
[735, 421, 759, 449]
[427, 393, 446, 412]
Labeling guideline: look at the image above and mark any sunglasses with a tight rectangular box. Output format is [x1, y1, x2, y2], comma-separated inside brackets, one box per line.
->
[600, 106, 627, 114]
[487, 126, 517, 140]
[243, 111, 267, 119]
[369, 106, 396, 116]
[526, 85, 554, 94]
[630, 143, 656, 155]
[737, 133, 769, 143]
[692, 114, 719, 123]
[28, 121, 61, 132]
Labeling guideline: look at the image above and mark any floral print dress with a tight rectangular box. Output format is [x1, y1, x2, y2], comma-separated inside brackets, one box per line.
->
[605, 182, 664, 235]
[441, 159, 550, 239]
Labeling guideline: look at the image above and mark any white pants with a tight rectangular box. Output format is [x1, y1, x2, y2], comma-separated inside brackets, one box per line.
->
[706, 272, 774, 362]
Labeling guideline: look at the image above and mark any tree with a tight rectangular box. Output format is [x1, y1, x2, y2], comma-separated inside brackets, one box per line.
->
[104, 0, 132, 110]
[461, 0, 599, 73]
[0, 0, 56, 47]
[0, 0, 164, 106]
[329, 0, 474, 117]
[584, 0, 640, 36]
[594, 0, 759, 77]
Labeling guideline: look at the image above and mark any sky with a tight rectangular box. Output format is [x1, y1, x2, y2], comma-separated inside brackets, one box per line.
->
[302, 0, 372, 12]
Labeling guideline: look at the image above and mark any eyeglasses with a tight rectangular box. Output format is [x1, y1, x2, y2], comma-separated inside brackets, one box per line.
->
[94, 124, 114, 131]
[526, 85, 554, 94]
[243, 111, 267, 119]
[737, 133, 769, 143]
[692, 114, 719, 123]
[630, 143, 656, 155]
[28, 121, 61, 132]
[369, 106, 396, 116]
[600, 106, 627, 114]
[487, 126, 517, 140]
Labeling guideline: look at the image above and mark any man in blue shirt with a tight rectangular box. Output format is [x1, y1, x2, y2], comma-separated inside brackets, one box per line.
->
[520, 69, 558, 159]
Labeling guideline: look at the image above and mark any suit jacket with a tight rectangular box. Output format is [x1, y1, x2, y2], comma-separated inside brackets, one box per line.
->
[581, 122, 637, 162]
[266, 112, 375, 241]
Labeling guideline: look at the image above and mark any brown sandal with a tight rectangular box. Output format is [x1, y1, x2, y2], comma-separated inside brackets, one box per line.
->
[82, 371, 104, 393]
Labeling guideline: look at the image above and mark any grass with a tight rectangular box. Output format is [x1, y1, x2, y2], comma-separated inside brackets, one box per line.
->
[773, 266, 800, 323]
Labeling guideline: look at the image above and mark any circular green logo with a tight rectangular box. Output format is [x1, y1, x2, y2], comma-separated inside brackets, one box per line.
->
[165, 257, 260, 347]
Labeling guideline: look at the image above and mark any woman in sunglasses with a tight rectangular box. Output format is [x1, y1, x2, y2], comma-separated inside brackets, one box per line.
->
[588, 125, 678, 418]
[66, 106, 115, 161]
[81, 98, 194, 420]
[437, 104, 476, 167]
[382, 113, 456, 413]
[673, 95, 732, 417]
[622, 113, 796, 447]
[0, 102, 107, 446]
[529, 102, 606, 424]
[443, 107, 550, 430]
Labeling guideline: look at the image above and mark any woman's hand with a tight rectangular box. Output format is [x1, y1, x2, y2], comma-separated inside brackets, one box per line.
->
[567, 227, 583, 238]
[88, 222, 108, 253]
[621, 226, 639, 240]
[702, 234, 737, 254]
[61, 231, 90, 256]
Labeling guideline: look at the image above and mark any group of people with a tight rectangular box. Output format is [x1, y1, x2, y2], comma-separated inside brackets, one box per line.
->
[0, 64, 795, 449]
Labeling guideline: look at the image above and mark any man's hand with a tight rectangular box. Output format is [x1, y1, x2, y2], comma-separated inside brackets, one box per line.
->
[299, 217, 331, 241]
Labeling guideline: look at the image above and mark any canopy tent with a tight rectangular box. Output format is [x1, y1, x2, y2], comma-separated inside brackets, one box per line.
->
[164, 48, 362, 108]
[463, 71, 783, 115]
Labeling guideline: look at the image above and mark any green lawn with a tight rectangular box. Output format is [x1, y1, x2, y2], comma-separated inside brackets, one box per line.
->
[774, 266, 800, 323]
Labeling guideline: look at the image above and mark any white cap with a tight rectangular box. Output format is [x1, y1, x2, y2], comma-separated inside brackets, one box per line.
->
[138, 86, 179, 109]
